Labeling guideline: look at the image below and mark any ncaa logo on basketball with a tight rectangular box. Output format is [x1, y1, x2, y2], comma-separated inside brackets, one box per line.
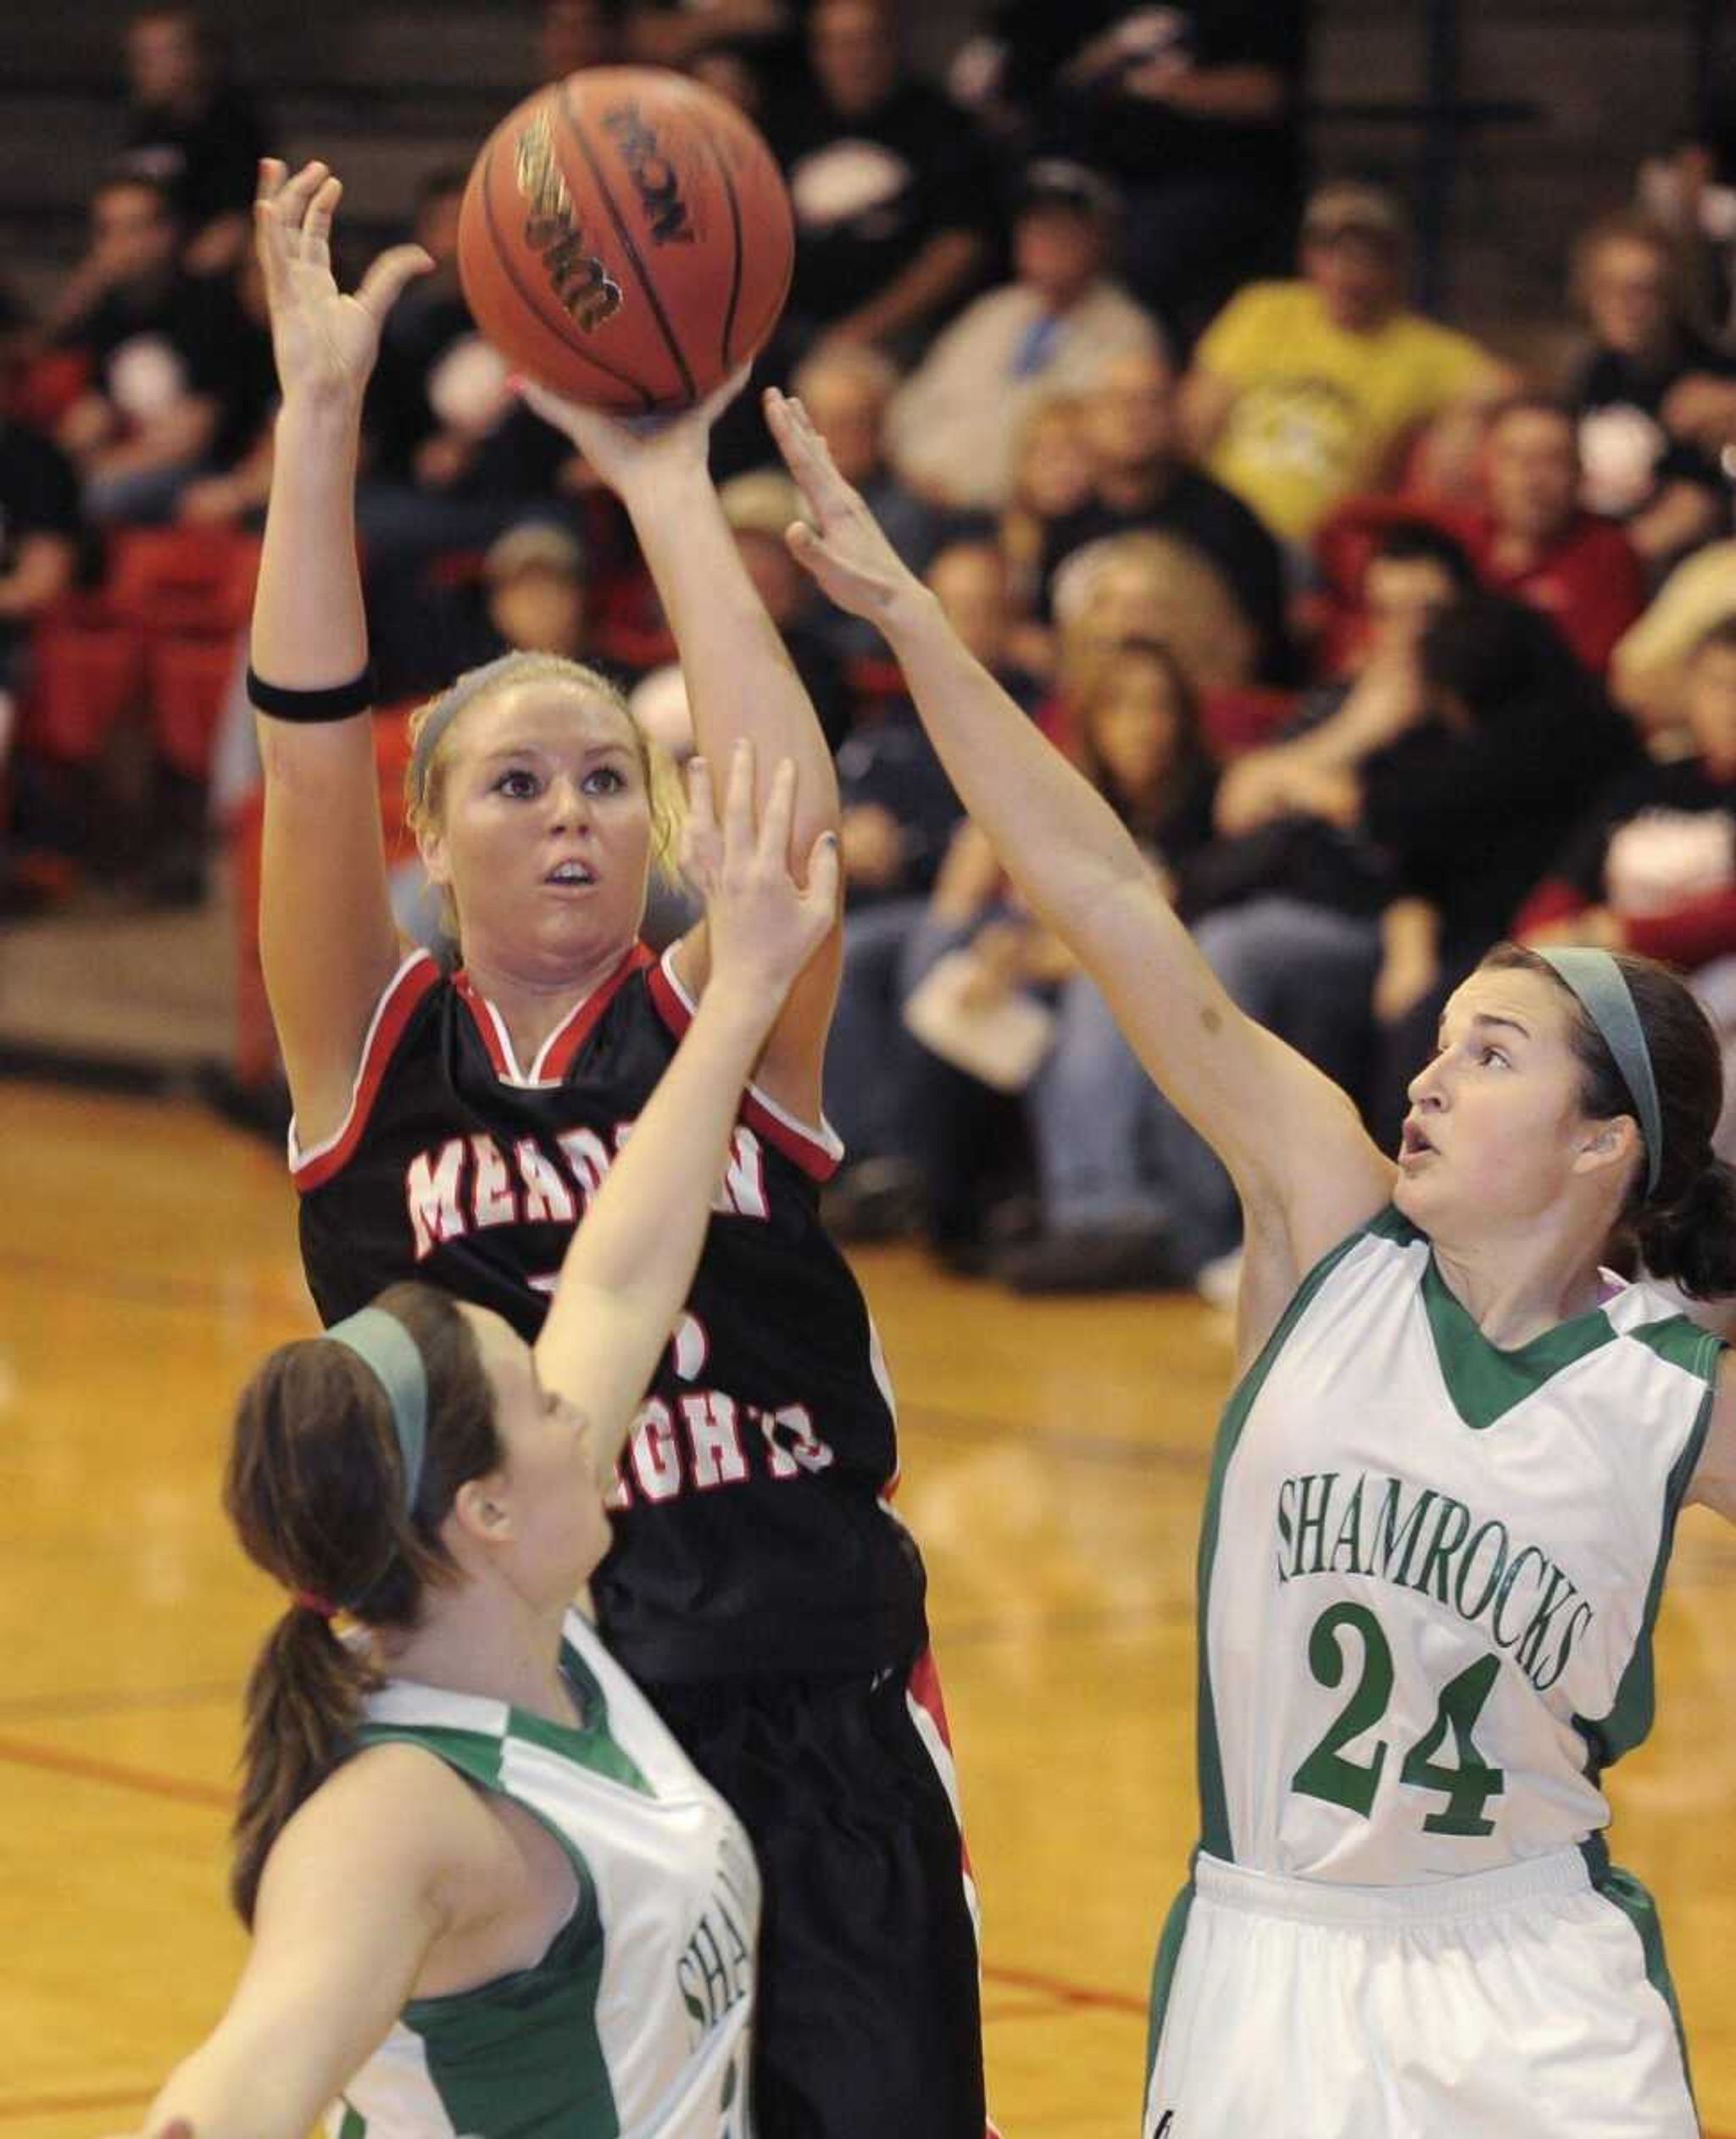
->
[514, 107, 623, 333]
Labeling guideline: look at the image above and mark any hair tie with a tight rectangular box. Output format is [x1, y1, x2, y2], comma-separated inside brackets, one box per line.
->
[1534, 947, 1663, 1197]
[324, 1307, 429, 1514]
[292, 1588, 339, 1619]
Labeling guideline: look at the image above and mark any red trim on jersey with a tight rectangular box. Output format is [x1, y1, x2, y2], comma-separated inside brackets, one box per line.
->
[537, 942, 654, 1079]
[647, 953, 843, 1183]
[452, 967, 514, 1078]
[452, 942, 654, 1085]
[292, 952, 442, 1192]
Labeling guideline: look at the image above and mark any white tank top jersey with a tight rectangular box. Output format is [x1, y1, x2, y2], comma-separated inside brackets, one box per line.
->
[1198, 1209, 1722, 1885]
[326, 1610, 760, 2139]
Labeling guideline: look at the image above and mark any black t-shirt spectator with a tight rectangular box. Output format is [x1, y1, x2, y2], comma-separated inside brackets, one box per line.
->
[0, 418, 81, 664]
[1571, 333, 1736, 521]
[364, 291, 570, 499]
[772, 81, 1000, 334]
[122, 83, 270, 235]
[988, 0, 1306, 190]
[1039, 467, 1294, 684]
[59, 271, 264, 454]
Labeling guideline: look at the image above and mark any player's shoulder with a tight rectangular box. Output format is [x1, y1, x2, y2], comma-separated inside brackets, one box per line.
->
[263, 1737, 508, 1913]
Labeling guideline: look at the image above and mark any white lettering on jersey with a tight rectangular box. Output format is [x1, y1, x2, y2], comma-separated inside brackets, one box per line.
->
[1273, 1468, 1597, 1692]
[407, 1138, 467, 1259]
[470, 1134, 519, 1229]
[682, 1392, 748, 1490]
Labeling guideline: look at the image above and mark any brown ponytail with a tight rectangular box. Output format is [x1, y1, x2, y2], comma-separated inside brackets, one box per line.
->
[224, 1283, 499, 1923]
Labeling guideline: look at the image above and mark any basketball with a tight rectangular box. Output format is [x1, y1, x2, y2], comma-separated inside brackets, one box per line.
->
[457, 68, 794, 415]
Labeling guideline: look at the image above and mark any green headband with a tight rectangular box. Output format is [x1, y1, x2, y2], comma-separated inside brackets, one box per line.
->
[1533, 947, 1663, 1198]
[325, 1307, 429, 1513]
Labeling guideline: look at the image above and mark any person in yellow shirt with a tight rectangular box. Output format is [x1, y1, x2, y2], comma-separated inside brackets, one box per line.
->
[1182, 182, 1512, 545]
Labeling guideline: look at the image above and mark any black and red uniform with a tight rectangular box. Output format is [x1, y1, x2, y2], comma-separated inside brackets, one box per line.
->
[296, 939, 988, 2139]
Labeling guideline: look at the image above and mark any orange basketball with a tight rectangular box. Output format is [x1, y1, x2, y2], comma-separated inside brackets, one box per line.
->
[458, 68, 794, 415]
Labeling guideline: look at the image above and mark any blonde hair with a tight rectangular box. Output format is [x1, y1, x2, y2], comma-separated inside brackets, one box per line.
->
[403, 650, 685, 939]
[1052, 530, 1257, 694]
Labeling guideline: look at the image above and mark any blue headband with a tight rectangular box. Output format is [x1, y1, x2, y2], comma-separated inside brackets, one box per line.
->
[325, 1308, 428, 1513]
[1533, 948, 1663, 1197]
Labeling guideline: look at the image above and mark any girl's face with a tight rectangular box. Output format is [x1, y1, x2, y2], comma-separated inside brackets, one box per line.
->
[420, 680, 653, 976]
[464, 1306, 613, 1600]
[1395, 966, 1635, 1236]
[1088, 655, 1183, 798]
[1015, 412, 1094, 520]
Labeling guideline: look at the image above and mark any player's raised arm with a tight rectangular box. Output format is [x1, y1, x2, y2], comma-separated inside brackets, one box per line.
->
[765, 387, 1394, 1318]
[518, 378, 843, 1128]
[248, 159, 432, 1149]
[535, 744, 839, 1473]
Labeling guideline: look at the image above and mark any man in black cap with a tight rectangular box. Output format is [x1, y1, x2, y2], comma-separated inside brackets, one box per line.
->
[887, 158, 1167, 511]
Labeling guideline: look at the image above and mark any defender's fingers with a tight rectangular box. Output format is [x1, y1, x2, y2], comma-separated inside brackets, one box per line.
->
[679, 755, 720, 873]
[802, 827, 842, 916]
[753, 755, 799, 866]
[721, 737, 756, 853]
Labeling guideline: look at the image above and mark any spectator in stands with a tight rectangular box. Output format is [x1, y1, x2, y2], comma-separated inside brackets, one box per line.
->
[1520, 616, 1736, 964]
[1567, 211, 1736, 566]
[1038, 347, 1293, 682]
[1464, 394, 1647, 675]
[933, 638, 1225, 1291]
[949, 1, 1307, 350]
[53, 171, 267, 523]
[174, 244, 278, 527]
[997, 393, 1096, 671]
[772, 0, 999, 361]
[1610, 535, 1736, 735]
[0, 410, 81, 779]
[1048, 529, 1260, 732]
[823, 538, 1039, 1237]
[358, 169, 571, 568]
[117, 4, 270, 276]
[790, 340, 938, 665]
[1182, 181, 1512, 549]
[1520, 616, 1736, 1159]
[1189, 587, 1637, 1156]
[539, 0, 630, 75]
[885, 159, 1164, 512]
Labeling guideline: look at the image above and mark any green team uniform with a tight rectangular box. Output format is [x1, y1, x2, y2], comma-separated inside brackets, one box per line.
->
[328, 1607, 759, 2138]
[1145, 1209, 1718, 2137]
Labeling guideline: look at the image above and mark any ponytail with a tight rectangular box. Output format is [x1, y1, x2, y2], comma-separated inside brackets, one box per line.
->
[231, 1607, 378, 1923]
[224, 1284, 498, 1924]
[1633, 1155, 1736, 1301]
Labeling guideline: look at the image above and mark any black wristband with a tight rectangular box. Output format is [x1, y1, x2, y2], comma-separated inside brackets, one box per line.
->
[247, 665, 376, 722]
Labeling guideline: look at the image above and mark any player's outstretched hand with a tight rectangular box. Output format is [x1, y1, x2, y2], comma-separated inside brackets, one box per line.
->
[515, 366, 752, 502]
[255, 159, 432, 413]
[682, 740, 839, 1011]
[764, 387, 924, 632]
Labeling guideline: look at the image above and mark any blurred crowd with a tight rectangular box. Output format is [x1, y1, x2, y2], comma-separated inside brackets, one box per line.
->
[3, 0, 1736, 1295]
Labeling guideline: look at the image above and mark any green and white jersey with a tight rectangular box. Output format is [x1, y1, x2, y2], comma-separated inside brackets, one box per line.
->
[327, 1609, 759, 2139]
[1197, 1209, 1720, 1886]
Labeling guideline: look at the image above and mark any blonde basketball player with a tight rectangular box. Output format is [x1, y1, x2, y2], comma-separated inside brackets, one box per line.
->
[112, 748, 837, 2139]
[766, 386, 1736, 2136]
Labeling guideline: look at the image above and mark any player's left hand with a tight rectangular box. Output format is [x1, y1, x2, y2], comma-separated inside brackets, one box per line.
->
[515, 366, 752, 498]
[682, 740, 840, 1009]
[764, 387, 926, 633]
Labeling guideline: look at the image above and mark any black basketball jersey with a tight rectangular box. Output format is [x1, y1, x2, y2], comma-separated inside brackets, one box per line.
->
[296, 942, 926, 1684]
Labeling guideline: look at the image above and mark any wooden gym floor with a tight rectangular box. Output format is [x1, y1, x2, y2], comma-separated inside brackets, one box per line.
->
[3, 1079, 1733, 2136]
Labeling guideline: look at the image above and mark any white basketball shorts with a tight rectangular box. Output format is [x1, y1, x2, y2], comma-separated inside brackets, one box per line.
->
[1143, 1848, 1697, 2138]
